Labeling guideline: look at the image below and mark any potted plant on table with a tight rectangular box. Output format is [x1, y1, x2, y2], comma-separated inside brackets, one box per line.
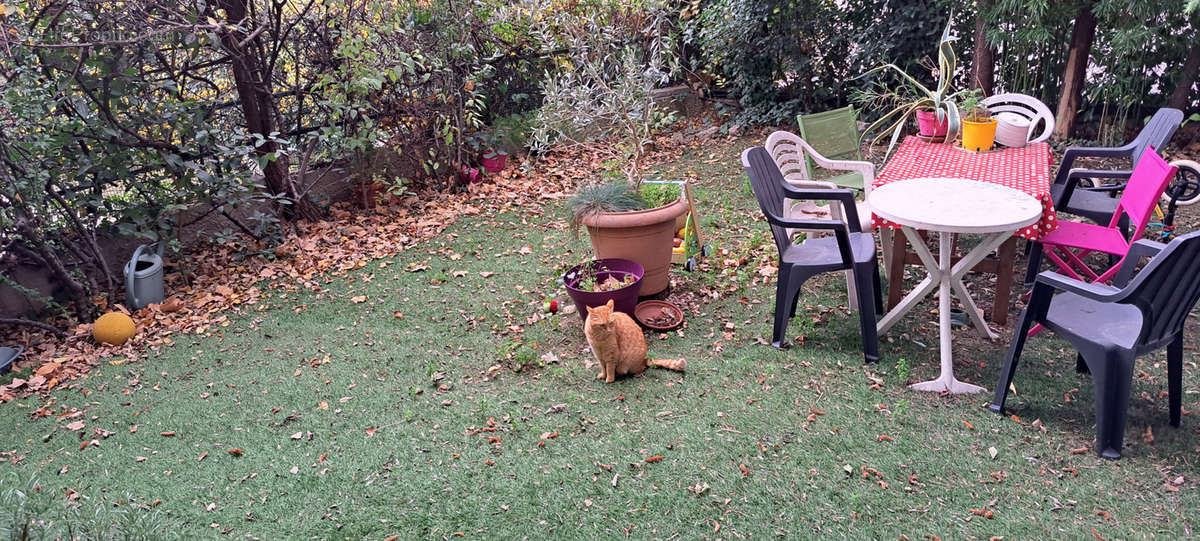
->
[531, 4, 685, 298]
[852, 17, 968, 159]
[957, 90, 998, 152]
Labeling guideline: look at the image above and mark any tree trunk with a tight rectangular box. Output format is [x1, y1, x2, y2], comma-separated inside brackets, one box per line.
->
[1168, 40, 1200, 110]
[1054, 3, 1097, 139]
[213, 0, 321, 222]
[971, 1, 994, 95]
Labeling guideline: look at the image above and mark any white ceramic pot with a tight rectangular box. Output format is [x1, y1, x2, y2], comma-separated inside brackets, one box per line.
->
[993, 112, 1032, 148]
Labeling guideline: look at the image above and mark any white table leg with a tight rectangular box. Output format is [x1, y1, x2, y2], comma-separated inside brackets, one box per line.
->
[910, 231, 986, 394]
[946, 232, 1012, 340]
[876, 227, 940, 334]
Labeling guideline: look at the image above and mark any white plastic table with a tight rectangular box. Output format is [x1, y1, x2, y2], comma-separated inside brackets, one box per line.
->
[868, 177, 1042, 394]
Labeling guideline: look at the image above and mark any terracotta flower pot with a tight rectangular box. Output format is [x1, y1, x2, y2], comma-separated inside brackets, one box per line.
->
[582, 197, 689, 298]
[915, 109, 949, 137]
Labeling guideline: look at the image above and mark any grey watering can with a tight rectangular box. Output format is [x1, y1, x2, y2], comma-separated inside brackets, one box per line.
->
[124, 242, 165, 310]
[0, 345, 21, 375]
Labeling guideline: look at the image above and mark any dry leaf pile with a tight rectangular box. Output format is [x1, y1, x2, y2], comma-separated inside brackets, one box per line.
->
[0, 132, 710, 402]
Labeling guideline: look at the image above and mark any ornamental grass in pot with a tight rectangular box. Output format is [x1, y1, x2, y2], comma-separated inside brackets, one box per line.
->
[530, 3, 685, 297]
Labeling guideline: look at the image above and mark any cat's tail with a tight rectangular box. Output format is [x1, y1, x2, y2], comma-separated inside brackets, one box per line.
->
[647, 358, 686, 372]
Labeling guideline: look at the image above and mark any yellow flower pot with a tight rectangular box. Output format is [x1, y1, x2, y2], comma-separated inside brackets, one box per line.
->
[961, 118, 998, 152]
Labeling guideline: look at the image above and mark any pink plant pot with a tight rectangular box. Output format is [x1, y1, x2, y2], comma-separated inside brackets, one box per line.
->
[915, 109, 949, 137]
[480, 153, 507, 173]
[459, 165, 482, 184]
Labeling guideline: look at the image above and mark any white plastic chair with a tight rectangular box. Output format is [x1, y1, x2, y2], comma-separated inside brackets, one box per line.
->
[981, 93, 1055, 147]
[765, 130, 887, 311]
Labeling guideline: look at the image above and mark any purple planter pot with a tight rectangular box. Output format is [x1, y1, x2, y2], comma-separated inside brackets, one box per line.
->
[563, 258, 644, 322]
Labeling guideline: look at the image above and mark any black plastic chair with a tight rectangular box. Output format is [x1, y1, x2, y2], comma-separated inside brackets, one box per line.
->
[741, 146, 882, 362]
[991, 230, 1200, 459]
[1052, 108, 1184, 226]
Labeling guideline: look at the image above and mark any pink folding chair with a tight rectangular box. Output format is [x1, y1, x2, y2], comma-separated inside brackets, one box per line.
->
[1027, 147, 1178, 336]
[1036, 147, 1177, 283]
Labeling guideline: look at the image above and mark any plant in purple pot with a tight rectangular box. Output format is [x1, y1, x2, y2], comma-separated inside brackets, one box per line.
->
[563, 258, 643, 322]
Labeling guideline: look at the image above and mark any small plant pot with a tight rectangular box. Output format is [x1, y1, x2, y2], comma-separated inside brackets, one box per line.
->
[949, 308, 969, 328]
[459, 165, 483, 184]
[0, 345, 22, 376]
[480, 152, 507, 173]
[961, 118, 998, 152]
[993, 114, 1031, 148]
[563, 258, 644, 322]
[915, 109, 949, 137]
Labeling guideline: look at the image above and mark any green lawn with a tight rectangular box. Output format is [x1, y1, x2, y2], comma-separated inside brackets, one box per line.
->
[2, 134, 1198, 539]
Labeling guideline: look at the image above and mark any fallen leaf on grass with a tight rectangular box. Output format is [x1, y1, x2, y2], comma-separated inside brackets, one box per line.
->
[540, 430, 558, 440]
[479, 271, 495, 278]
[198, 452, 208, 462]
[739, 463, 750, 477]
[1070, 447, 1089, 455]
[227, 448, 243, 457]
[350, 295, 367, 304]
[365, 427, 377, 438]
[161, 431, 176, 437]
[65, 421, 85, 431]
[645, 456, 663, 463]
[291, 432, 303, 440]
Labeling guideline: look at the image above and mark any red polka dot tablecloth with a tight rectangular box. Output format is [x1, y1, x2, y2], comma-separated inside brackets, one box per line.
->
[872, 136, 1057, 240]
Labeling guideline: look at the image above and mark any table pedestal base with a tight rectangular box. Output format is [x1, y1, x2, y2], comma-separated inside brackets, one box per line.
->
[910, 376, 986, 394]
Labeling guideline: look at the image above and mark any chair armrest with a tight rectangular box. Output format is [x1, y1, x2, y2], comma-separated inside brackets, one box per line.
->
[778, 186, 861, 232]
[1054, 146, 1135, 188]
[1034, 271, 1122, 302]
[762, 210, 857, 266]
[1112, 239, 1166, 288]
[1068, 168, 1134, 181]
[1057, 169, 1134, 207]
[762, 209, 850, 233]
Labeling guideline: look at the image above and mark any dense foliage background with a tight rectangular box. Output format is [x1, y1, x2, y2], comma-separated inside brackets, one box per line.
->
[1, 0, 1198, 326]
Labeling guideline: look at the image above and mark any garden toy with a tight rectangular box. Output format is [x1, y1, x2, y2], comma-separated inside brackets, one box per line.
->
[93, 312, 136, 346]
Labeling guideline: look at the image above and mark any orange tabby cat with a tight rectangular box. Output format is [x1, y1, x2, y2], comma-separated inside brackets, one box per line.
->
[584, 300, 686, 383]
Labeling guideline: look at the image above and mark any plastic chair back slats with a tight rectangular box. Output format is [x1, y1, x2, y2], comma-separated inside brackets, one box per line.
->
[1131, 108, 1185, 159]
[742, 147, 794, 254]
[1111, 148, 1178, 235]
[1120, 231, 1200, 344]
[797, 106, 860, 160]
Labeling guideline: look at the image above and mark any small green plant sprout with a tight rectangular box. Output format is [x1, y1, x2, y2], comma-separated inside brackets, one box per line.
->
[957, 89, 990, 122]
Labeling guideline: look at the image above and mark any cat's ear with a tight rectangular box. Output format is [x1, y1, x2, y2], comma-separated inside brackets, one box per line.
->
[605, 299, 614, 309]
[585, 305, 595, 315]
